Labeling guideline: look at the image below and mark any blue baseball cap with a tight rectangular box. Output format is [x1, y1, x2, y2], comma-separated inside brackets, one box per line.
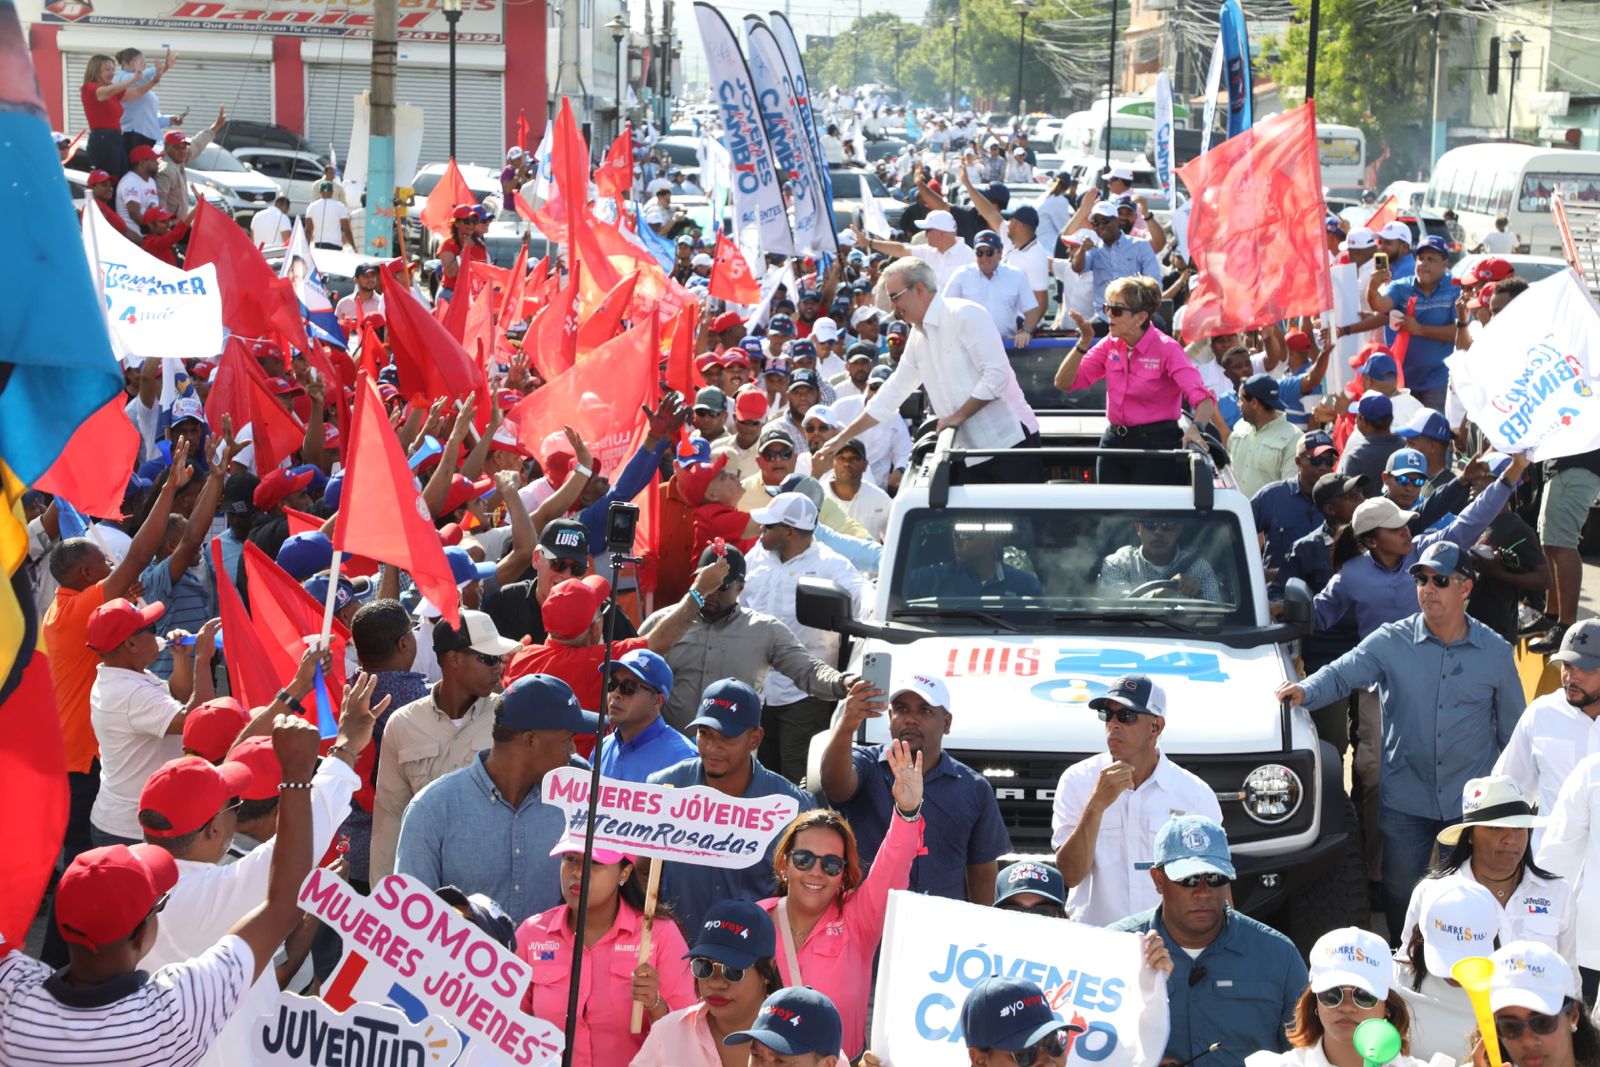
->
[739, 336, 767, 358]
[1409, 540, 1475, 579]
[1358, 352, 1398, 379]
[444, 545, 497, 586]
[1397, 409, 1453, 443]
[689, 678, 762, 736]
[1356, 392, 1393, 422]
[1240, 373, 1286, 411]
[1151, 814, 1236, 880]
[725, 987, 842, 1056]
[684, 900, 776, 969]
[1385, 448, 1427, 476]
[1002, 204, 1040, 230]
[289, 463, 329, 500]
[1416, 235, 1451, 258]
[676, 434, 713, 467]
[1088, 673, 1167, 717]
[797, 287, 821, 303]
[785, 339, 818, 361]
[766, 314, 797, 337]
[994, 861, 1067, 907]
[498, 674, 599, 734]
[302, 574, 372, 615]
[961, 975, 1077, 1052]
[323, 472, 345, 511]
[974, 229, 1003, 252]
[603, 648, 674, 699]
[276, 532, 341, 581]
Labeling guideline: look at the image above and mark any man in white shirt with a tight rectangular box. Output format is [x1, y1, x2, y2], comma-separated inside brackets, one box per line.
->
[116, 145, 162, 232]
[304, 181, 352, 250]
[1480, 214, 1521, 254]
[138, 675, 380, 1066]
[856, 211, 976, 290]
[741, 492, 868, 781]
[87, 599, 221, 845]
[1496, 620, 1600, 838]
[820, 439, 893, 541]
[819, 123, 846, 165]
[945, 230, 1038, 343]
[334, 262, 386, 327]
[816, 256, 1039, 483]
[1051, 674, 1223, 926]
[832, 365, 913, 492]
[1535, 753, 1600, 999]
[250, 194, 293, 250]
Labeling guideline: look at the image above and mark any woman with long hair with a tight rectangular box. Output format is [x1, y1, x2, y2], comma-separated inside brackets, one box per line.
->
[1478, 942, 1600, 1067]
[516, 836, 695, 1067]
[438, 204, 489, 302]
[79, 53, 161, 179]
[1395, 879, 1504, 1060]
[760, 738, 923, 1060]
[1277, 928, 1434, 1067]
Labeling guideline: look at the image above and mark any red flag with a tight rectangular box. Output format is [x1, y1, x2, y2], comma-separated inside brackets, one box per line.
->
[709, 231, 762, 304]
[595, 125, 634, 199]
[495, 244, 530, 363]
[515, 109, 531, 152]
[530, 262, 583, 380]
[0, 648, 67, 951]
[211, 538, 281, 710]
[380, 261, 489, 419]
[418, 159, 476, 239]
[1389, 295, 1417, 391]
[240, 542, 349, 721]
[662, 301, 701, 400]
[1178, 102, 1333, 342]
[577, 270, 641, 355]
[513, 190, 539, 225]
[205, 339, 308, 472]
[464, 276, 499, 376]
[530, 190, 570, 245]
[440, 256, 478, 341]
[1365, 195, 1400, 234]
[285, 507, 324, 536]
[332, 378, 461, 625]
[186, 199, 310, 349]
[551, 99, 592, 257]
[34, 397, 141, 518]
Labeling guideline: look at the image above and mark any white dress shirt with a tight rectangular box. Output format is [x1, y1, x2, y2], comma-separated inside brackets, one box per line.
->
[143, 757, 361, 1066]
[304, 197, 350, 245]
[865, 295, 1038, 462]
[1535, 750, 1600, 968]
[909, 241, 978, 290]
[741, 541, 868, 706]
[944, 261, 1038, 337]
[831, 394, 912, 488]
[821, 474, 893, 541]
[1493, 692, 1600, 848]
[89, 665, 185, 840]
[1050, 751, 1223, 926]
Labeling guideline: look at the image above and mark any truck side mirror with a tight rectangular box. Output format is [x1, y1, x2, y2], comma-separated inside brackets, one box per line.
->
[1281, 578, 1313, 636]
[796, 577, 853, 633]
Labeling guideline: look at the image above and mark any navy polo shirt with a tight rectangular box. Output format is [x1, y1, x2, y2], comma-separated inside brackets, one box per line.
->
[1109, 906, 1307, 1067]
[903, 561, 1044, 601]
[839, 744, 1011, 901]
[1250, 478, 1320, 586]
[598, 716, 697, 784]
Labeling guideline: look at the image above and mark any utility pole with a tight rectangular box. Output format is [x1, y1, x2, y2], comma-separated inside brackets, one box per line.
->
[1428, 5, 1446, 165]
[1305, 0, 1320, 100]
[1104, 0, 1118, 176]
[366, 0, 396, 258]
[555, 0, 587, 135]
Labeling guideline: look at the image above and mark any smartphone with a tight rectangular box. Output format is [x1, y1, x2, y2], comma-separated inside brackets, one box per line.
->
[860, 651, 893, 704]
[1374, 252, 1389, 271]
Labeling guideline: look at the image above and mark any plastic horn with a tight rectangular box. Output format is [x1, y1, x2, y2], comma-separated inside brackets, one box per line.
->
[1451, 956, 1504, 1067]
[408, 434, 443, 470]
[1353, 1019, 1403, 1067]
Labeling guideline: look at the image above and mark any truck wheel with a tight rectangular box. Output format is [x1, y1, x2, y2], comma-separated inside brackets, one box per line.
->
[1284, 799, 1369, 954]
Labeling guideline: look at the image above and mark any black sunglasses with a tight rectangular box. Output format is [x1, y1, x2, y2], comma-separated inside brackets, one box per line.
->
[1171, 872, 1231, 889]
[1414, 573, 1457, 588]
[1495, 1010, 1567, 1040]
[1307, 452, 1337, 466]
[1097, 706, 1147, 725]
[1316, 986, 1381, 1010]
[975, 248, 999, 257]
[471, 651, 503, 667]
[760, 448, 795, 461]
[1015, 1029, 1073, 1067]
[1102, 304, 1135, 318]
[693, 407, 723, 417]
[1142, 520, 1180, 532]
[690, 957, 747, 982]
[789, 849, 846, 876]
[608, 678, 656, 696]
[549, 557, 589, 577]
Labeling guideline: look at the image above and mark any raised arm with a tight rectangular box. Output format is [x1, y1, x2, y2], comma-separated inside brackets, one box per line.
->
[819, 679, 882, 803]
[527, 426, 594, 531]
[107, 437, 193, 601]
[959, 167, 1003, 233]
[643, 558, 731, 653]
[492, 471, 537, 585]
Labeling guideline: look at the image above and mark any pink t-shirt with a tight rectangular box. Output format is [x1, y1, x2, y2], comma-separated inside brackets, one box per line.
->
[629, 1002, 850, 1066]
[1070, 325, 1214, 428]
[760, 810, 925, 1059]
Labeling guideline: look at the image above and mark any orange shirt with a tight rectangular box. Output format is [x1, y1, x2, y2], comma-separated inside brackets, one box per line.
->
[43, 581, 109, 773]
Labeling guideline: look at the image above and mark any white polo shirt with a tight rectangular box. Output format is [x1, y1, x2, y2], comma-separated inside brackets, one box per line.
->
[944, 260, 1038, 337]
[0, 936, 254, 1066]
[1536, 751, 1600, 968]
[1050, 750, 1223, 926]
[1493, 691, 1600, 847]
[1400, 861, 1579, 985]
[821, 473, 893, 542]
[1002, 235, 1051, 296]
[909, 240, 977, 290]
[249, 204, 292, 249]
[89, 665, 186, 840]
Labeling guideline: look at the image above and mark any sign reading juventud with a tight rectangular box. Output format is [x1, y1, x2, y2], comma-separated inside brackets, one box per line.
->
[41, 0, 504, 44]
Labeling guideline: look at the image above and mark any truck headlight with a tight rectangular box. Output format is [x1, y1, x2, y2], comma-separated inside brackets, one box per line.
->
[1241, 764, 1301, 824]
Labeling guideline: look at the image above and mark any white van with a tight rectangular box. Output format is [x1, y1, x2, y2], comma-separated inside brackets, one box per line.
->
[1424, 143, 1600, 256]
[1053, 110, 1154, 166]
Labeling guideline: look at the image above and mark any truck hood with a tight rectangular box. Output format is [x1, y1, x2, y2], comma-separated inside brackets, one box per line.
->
[857, 634, 1292, 754]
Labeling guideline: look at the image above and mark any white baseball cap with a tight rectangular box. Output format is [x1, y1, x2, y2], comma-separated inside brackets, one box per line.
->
[170, 396, 206, 425]
[1346, 227, 1377, 250]
[1108, 165, 1135, 182]
[803, 404, 840, 429]
[916, 210, 957, 233]
[1351, 496, 1417, 538]
[647, 177, 674, 194]
[750, 491, 818, 532]
[811, 317, 840, 341]
[1490, 941, 1576, 1015]
[1309, 927, 1392, 1000]
[888, 672, 951, 709]
[1378, 221, 1413, 244]
[1420, 880, 1503, 976]
[506, 146, 525, 161]
[850, 306, 881, 327]
[691, 253, 714, 268]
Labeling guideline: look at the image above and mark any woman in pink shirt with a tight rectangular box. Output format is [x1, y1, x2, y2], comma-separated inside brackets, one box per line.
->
[630, 899, 788, 1066]
[516, 837, 696, 1067]
[760, 738, 925, 1059]
[1053, 275, 1217, 484]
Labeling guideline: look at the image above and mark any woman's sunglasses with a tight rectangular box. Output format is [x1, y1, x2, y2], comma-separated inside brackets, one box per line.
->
[689, 957, 746, 982]
[1495, 1011, 1567, 1041]
[789, 849, 846, 876]
[1102, 304, 1135, 318]
[1014, 1028, 1072, 1067]
[1316, 986, 1381, 1010]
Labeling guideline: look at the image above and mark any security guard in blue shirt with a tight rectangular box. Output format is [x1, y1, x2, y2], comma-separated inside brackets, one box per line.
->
[1109, 816, 1307, 1067]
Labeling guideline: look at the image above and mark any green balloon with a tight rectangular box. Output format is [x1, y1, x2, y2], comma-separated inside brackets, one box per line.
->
[1353, 1019, 1403, 1067]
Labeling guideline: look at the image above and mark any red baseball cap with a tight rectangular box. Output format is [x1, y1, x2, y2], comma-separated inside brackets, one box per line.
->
[190, 358, 215, 381]
[181, 697, 250, 763]
[541, 431, 576, 488]
[452, 204, 478, 220]
[720, 351, 753, 370]
[1284, 329, 1313, 353]
[142, 205, 176, 225]
[227, 735, 283, 801]
[323, 421, 342, 448]
[1472, 257, 1514, 284]
[163, 129, 190, 147]
[138, 755, 255, 838]
[86, 598, 166, 654]
[128, 144, 159, 164]
[734, 389, 769, 422]
[378, 383, 402, 403]
[1468, 281, 1499, 310]
[268, 376, 306, 397]
[253, 467, 315, 510]
[55, 843, 179, 950]
[86, 168, 113, 186]
[542, 575, 612, 639]
[710, 311, 744, 333]
[441, 473, 495, 515]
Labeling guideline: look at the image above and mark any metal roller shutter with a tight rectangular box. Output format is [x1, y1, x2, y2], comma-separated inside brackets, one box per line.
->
[64, 52, 273, 132]
[304, 63, 504, 174]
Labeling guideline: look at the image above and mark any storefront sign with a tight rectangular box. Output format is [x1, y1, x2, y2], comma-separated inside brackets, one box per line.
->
[42, 0, 503, 45]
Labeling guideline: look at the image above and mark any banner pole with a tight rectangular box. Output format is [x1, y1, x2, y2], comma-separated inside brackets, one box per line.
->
[1305, 0, 1321, 101]
[629, 856, 665, 1033]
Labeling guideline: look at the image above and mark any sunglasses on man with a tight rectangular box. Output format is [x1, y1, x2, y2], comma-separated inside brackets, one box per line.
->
[1414, 573, 1460, 589]
[607, 677, 657, 697]
[1389, 472, 1427, 487]
[1012, 1028, 1073, 1067]
[548, 557, 589, 577]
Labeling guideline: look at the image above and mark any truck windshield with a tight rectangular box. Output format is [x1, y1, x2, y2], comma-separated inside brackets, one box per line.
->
[889, 507, 1253, 627]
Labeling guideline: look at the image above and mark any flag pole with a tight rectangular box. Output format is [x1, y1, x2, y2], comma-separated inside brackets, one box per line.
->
[318, 553, 343, 646]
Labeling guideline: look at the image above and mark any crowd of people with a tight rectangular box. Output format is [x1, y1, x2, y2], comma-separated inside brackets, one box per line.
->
[13, 70, 1600, 1067]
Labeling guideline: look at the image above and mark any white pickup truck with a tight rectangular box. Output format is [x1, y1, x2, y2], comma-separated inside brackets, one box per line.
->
[801, 431, 1367, 949]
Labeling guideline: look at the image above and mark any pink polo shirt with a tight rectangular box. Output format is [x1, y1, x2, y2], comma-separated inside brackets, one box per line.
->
[760, 810, 924, 1058]
[515, 899, 696, 1067]
[629, 1002, 850, 1066]
[1069, 325, 1213, 428]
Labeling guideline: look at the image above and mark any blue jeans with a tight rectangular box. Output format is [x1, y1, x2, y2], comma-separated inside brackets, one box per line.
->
[1381, 808, 1450, 941]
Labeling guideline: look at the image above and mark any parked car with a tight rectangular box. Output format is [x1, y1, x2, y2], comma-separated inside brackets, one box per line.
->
[404, 162, 504, 252]
[232, 147, 331, 214]
[215, 120, 320, 158]
[261, 245, 369, 302]
[827, 165, 905, 233]
[187, 143, 282, 222]
[1453, 252, 1575, 288]
[65, 165, 233, 220]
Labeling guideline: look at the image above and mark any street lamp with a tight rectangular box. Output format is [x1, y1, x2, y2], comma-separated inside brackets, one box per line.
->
[1505, 32, 1526, 141]
[607, 14, 628, 142]
[891, 23, 904, 85]
[947, 15, 960, 114]
[1012, 0, 1030, 118]
[442, 0, 461, 160]
[653, 30, 667, 129]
